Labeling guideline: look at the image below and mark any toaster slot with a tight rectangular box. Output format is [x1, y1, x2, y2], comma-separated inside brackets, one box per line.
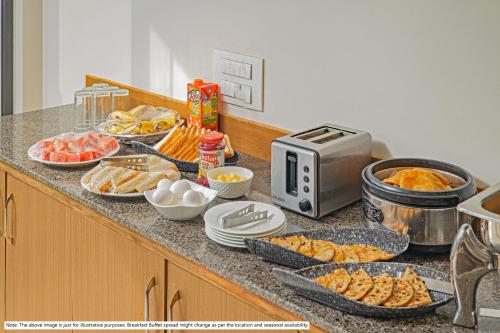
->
[292, 126, 354, 144]
[286, 152, 298, 197]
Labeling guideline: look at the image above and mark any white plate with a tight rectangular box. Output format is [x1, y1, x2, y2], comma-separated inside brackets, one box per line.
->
[205, 223, 287, 241]
[80, 176, 144, 198]
[28, 137, 120, 167]
[204, 201, 286, 236]
[205, 228, 247, 248]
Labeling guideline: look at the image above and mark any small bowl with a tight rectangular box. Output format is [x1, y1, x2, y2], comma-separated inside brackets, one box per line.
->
[145, 180, 218, 221]
[207, 166, 254, 199]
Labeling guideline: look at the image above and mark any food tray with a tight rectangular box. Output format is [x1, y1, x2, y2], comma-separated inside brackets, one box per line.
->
[273, 262, 453, 318]
[130, 141, 240, 173]
[244, 228, 409, 269]
[96, 119, 184, 145]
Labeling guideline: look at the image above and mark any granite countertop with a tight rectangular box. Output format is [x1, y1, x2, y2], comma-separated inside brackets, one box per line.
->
[1, 106, 499, 333]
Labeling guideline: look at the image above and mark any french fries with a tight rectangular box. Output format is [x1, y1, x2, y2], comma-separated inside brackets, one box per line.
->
[156, 125, 235, 163]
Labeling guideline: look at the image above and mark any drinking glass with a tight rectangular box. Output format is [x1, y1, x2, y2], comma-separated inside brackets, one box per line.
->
[74, 90, 94, 132]
[93, 89, 112, 124]
[111, 88, 130, 112]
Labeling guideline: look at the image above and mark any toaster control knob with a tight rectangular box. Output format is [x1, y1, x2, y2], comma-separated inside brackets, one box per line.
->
[299, 199, 312, 212]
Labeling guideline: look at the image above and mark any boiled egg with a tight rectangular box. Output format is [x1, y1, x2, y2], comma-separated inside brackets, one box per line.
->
[157, 179, 173, 191]
[152, 188, 174, 206]
[182, 190, 205, 206]
[170, 179, 192, 198]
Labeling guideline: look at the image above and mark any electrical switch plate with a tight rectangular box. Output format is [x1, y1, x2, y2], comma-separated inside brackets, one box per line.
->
[220, 80, 237, 98]
[235, 84, 251, 103]
[221, 58, 252, 79]
[213, 49, 264, 112]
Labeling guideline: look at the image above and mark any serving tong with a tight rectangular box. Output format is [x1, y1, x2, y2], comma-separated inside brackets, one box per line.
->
[221, 203, 269, 228]
[395, 271, 453, 294]
[100, 154, 150, 171]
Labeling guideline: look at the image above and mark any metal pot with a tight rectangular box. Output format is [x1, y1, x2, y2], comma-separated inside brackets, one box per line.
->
[362, 158, 476, 252]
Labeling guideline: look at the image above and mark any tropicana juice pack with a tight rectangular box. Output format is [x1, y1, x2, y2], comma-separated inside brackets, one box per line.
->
[187, 79, 219, 131]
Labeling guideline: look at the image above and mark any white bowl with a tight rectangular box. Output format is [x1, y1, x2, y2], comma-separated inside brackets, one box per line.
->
[145, 180, 218, 221]
[207, 167, 254, 199]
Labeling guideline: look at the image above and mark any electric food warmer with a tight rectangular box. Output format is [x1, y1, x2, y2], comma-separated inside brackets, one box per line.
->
[451, 182, 500, 328]
[271, 124, 372, 219]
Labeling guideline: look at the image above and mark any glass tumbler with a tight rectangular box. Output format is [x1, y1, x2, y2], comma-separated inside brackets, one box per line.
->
[93, 89, 112, 125]
[74, 90, 94, 132]
[91, 82, 109, 90]
[111, 88, 130, 112]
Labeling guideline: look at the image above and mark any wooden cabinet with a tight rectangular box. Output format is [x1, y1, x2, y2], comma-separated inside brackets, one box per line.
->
[0, 163, 310, 332]
[5, 175, 72, 329]
[0, 169, 5, 333]
[167, 262, 291, 333]
[71, 213, 165, 331]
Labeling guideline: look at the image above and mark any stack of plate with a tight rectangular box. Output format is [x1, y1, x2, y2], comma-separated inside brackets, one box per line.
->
[204, 201, 287, 248]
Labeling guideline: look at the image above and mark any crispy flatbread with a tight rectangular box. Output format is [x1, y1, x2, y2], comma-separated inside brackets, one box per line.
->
[314, 268, 351, 293]
[361, 273, 394, 305]
[267, 235, 303, 252]
[339, 245, 360, 263]
[343, 269, 373, 300]
[403, 268, 433, 307]
[352, 244, 394, 262]
[311, 240, 336, 262]
[383, 277, 413, 307]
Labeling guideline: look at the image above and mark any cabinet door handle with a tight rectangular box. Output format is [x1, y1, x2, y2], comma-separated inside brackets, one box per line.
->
[144, 276, 156, 333]
[167, 290, 181, 333]
[4, 193, 13, 242]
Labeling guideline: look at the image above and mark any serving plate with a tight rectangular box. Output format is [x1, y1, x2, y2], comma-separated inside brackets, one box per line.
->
[273, 262, 453, 318]
[245, 228, 409, 269]
[80, 175, 144, 198]
[28, 136, 120, 168]
[96, 119, 184, 144]
[131, 141, 240, 173]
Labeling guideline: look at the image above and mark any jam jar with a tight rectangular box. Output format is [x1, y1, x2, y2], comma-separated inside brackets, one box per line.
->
[198, 131, 225, 185]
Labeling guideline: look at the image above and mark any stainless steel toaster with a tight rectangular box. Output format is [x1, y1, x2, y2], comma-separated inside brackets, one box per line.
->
[271, 124, 372, 219]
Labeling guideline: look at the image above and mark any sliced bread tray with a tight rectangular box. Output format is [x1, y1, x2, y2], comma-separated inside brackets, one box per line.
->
[273, 262, 453, 318]
[244, 228, 409, 269]
[130, 140, 240, 173]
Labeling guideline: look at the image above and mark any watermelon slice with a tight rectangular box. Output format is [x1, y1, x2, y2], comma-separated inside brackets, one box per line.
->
[79, 151, 95, 161]
[49, 152, 66, 162]
[65, 152, 80, 162]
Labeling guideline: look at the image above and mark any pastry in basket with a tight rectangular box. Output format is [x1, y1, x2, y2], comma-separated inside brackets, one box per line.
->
[314, 267, 431, 308]
[105, 105, 180, 135]
[266, 235, 394, 263]
[81, 155, 180, 194]
[155, 125, 234, 163]
[383, 168, 451, 191]
[110, 105, 179, 122]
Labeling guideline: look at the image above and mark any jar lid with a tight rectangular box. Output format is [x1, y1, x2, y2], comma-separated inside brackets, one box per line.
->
[200, 131, 224, 144]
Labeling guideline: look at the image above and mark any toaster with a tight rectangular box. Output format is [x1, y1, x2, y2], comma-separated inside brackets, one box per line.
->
[271, 124, 372, 219]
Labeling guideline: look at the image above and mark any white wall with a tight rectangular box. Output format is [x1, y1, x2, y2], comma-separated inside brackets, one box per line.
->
[43, 0, 500, 184]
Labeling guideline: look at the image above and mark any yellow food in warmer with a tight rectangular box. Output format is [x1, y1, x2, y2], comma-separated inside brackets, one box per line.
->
[216, 173, 245, 182]
[383, 168, 451, 191]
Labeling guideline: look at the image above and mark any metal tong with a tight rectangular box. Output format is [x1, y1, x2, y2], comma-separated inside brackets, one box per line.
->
[396, 271, 453, 294]
[221, 204, 269, 228]
[100, 154, 150, 171]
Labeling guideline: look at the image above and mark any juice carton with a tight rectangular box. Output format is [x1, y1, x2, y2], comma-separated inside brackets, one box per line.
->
[187, 79, 219, 131]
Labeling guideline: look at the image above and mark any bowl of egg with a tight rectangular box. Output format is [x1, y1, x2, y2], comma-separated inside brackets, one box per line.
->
[145, 179, 218, 221]
[207, 166, 254, 199]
